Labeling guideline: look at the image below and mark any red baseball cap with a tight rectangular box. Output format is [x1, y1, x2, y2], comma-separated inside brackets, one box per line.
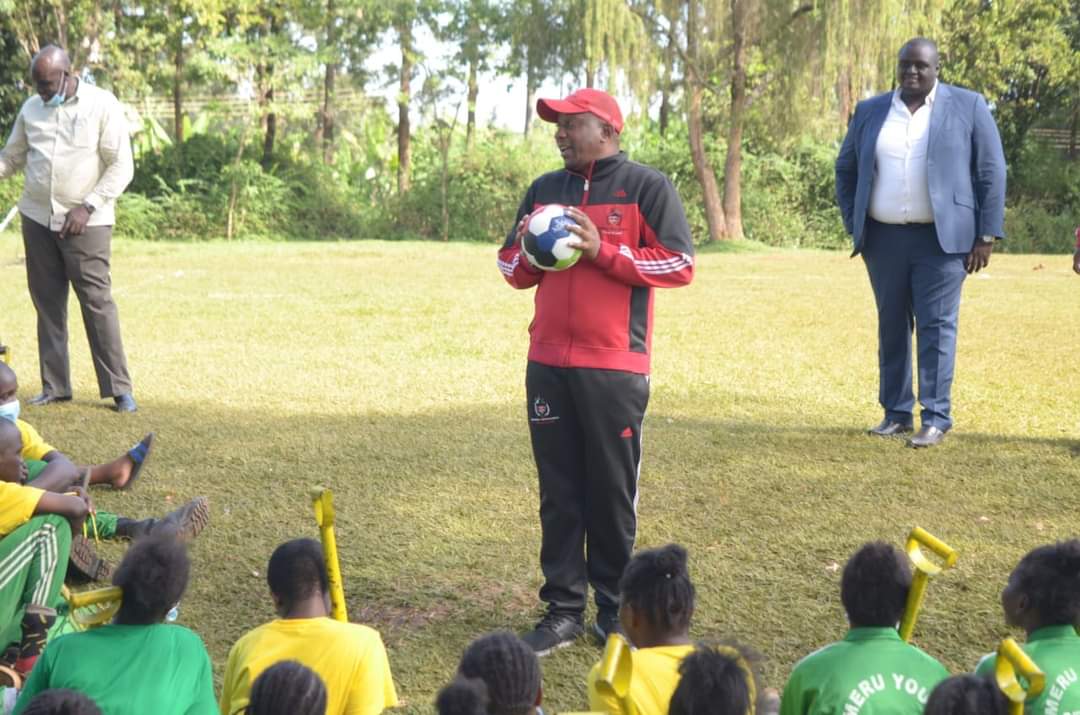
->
[537, 88, 624, 134]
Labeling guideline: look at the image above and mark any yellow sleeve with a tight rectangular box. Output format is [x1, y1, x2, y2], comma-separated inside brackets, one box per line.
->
[344, 629, 398, 715]
[587, 661, 623, 715]
[0, 483, 45, 536]
[219, 643, 248, 715]
[16, 420, 55, 462]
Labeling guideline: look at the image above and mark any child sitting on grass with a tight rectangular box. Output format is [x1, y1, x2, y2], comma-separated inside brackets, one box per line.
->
[586, 543, 695, 715]
[0, 363, 153, 493]
[779, 542, 948, 715]
[974, 540, 1080, 712]
[19, 689, 103, 715]
[0, 420, 87, 683]
[245, 661, 327, 715]
[13, 534, 216, 715]
[0, 412, 209, 583]
[923, 675, 1008, 715]
[667, 643, 762, 715]
[447, 632, 542, 715]
[219, 538, 398, 715]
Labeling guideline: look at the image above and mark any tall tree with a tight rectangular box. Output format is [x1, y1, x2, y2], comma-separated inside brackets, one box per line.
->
[442, 0, 506, 152]
[683, 0, 726, 243]
[505, 0, 563, 135]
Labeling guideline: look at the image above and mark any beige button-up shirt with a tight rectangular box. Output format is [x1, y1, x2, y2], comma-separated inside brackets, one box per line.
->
[0, 79, 134, 229]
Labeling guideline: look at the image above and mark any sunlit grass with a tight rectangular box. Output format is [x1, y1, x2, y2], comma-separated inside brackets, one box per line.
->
[1, 233, 1077, 712]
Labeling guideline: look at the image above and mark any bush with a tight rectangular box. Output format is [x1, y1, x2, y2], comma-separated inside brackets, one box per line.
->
[1001, 198, 1077, 253]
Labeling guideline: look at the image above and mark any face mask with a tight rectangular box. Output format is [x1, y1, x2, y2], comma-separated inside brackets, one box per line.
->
[0, 400, 19, 424]
[45, 76, 67, 107]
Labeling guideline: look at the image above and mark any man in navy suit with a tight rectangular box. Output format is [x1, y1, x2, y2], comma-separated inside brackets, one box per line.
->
[836, 38, 1006, 448]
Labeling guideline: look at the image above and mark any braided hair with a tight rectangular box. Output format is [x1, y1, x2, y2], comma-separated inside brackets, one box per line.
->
[436, 677, 490, 715]
[458, 632, 541, 715]
[619, 544, 695, 634]
[245, 661, 327, 715]
[21, 689, 103, 715]
[668, 643, 760, 715]
[924, 675, 1008, 715]
[1011, 540, 1080, 625]
[840, 542, 911, 628]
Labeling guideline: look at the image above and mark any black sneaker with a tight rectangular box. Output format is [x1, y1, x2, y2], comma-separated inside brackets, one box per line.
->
[591, 608, 622, 645]
[521, 612, 584, 656]
[67, 535, 112, 583]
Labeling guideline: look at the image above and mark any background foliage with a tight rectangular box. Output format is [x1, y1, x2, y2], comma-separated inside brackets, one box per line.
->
[0, 0, 1075, 250]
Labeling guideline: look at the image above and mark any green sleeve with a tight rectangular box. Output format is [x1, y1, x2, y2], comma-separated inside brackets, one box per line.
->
[779, 665, 808, 715]
[12, 647, 52, 714]
[187, 639, 218, 715]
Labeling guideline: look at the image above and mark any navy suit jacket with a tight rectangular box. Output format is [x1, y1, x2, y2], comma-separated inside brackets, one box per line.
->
[835, 83, 1007, 256]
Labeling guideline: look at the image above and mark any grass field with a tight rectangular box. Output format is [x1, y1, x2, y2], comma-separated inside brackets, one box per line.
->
[0, 233, 1078, 712]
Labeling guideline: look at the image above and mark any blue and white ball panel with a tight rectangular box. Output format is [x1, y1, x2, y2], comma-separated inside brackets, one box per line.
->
[523, 204, 582, 271]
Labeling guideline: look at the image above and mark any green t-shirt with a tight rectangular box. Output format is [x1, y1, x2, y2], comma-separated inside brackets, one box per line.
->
[780, 627, 950, 715]
[14, 623, 217, 715]
[975, 625, 1080, 715]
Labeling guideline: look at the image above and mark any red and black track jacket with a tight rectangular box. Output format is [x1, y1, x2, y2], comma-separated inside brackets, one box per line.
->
[498, 151, 694, 375]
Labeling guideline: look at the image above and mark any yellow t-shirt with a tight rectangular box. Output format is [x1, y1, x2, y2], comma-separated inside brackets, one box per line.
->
[587, 644, 695, 715]
[16, 420, 55, 462]
[0, 482, 45, 536]
[219, 617, 398, 715]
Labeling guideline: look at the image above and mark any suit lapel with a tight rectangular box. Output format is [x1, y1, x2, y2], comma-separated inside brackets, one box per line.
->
[861, 94, 891, 173]
[927, 83, 951, 155]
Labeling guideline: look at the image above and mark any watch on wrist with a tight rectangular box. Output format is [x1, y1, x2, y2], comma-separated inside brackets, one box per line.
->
[978, 235, 995, 245]
[82, 202, 95, 215]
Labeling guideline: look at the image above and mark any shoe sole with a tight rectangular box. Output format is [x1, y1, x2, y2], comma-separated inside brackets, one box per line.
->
[69, 536, 112, 582]
[174, 497, 210, 541]
[533, 635, 582, 657]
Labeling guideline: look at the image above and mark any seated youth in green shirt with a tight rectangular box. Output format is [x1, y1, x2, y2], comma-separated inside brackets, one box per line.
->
[779, 542, 949, 715]
[924, 674, 1007, 715]
[974, 540, 1080, 714]
[586, 543, 696, 715]
[14, 534, 217, 715]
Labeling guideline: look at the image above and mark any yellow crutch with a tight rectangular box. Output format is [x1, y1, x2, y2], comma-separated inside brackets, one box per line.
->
[311, 487, 348, 622]
[592, 633, 636, 715]
[60, 585, 123, 630]
[995, 637, 1045, 715]
[898, 527, 958, 642]
[0, 344, 9, 365]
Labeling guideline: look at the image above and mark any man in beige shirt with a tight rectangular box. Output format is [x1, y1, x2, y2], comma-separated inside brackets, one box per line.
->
[0, 45, 137, 412]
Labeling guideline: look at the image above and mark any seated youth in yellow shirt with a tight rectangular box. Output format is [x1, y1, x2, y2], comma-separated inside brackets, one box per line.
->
[220, 538, 398, 715]
[587, 544, 696, 715]
[0, 363, 153, 493]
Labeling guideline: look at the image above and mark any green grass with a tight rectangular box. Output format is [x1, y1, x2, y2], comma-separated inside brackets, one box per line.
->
[1, 233, 1078, 712]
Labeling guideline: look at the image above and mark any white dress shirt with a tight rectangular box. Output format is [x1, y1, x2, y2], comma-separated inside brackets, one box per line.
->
[869, 81, 937, 225]
[0, 80, 134, 229]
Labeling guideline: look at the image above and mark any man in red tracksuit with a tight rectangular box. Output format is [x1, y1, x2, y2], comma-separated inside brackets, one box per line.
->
[498, 88, 694, 655]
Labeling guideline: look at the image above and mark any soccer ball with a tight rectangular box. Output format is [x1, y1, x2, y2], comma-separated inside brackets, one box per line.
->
[522, 204, 582, 271]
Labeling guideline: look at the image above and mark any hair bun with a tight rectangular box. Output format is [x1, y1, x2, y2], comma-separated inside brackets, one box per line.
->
[656, 543, 689, 575]
[436, 678, 489, 715]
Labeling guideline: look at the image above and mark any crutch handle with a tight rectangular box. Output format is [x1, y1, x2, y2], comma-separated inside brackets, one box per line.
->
[594, 633, 636, 715]
[996, 637, 1044, 715]
[906, 527, 958, 575]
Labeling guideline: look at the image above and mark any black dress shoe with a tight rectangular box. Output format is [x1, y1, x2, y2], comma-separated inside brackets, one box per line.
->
[27, 393, 72, 406]
[907, 425, 946, 448]
[867, 418, 913, 437]
[113, 394, 138, 413]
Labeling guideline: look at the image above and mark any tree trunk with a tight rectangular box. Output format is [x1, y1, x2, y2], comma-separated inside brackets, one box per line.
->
[524, 61, 536, 136]
[685, 0, 726, 243]
[659, 38, 673, 137]
[440, 132, 451, 242]
[397, 17, 413, 194]
[321, 0, 336, 164]
[585, 61, 596, 88]
[466, 53, 478, 152]
[262, 85, 275, 169]
[722, 0, 747, 240]
[1069, 98, 1078, 159]
[173, 33, 184, 143]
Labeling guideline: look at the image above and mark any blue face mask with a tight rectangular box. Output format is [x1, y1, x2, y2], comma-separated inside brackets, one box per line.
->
[44, 75, 67, 107]
[0, 399, 19, 424]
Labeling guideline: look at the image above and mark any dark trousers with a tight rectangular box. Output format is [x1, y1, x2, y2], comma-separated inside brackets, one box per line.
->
[21, 215, 132, 399]
[862, 219, 967, 431]
[526, 361, 649, 615]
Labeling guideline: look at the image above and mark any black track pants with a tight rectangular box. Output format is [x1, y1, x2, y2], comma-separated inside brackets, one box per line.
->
[526, 361, 650, 615]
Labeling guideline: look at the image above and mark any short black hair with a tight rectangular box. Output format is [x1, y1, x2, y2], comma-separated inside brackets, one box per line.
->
[1012, 540, 1080, 624]
[900, 37, 939, 59]
[245, 661, 327, 715]
[22, 689, 102, 715]
[668, 642, 760, 715]
[112, 534, 190, 624]
[267, 539, 329, 609]
[840, 542, 911, 627]
[458, 632, 541, 715]
[436, 677, 490, 715]
[619, 543, 695, 634]
[924, 674, 1008, 715]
